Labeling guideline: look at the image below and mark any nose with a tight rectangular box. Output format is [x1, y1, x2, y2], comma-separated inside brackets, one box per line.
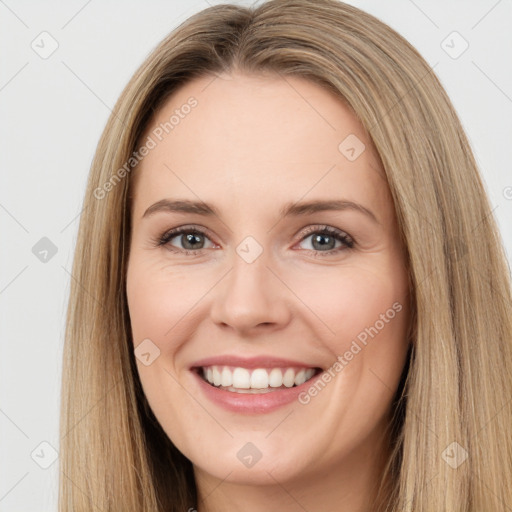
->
[209, 247, 292, 336]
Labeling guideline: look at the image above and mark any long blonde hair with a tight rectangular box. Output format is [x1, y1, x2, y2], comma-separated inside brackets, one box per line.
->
[59, 1, 512, 510]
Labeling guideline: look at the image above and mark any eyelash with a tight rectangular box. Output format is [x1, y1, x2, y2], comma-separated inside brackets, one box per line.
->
[153, 224, 355, 258]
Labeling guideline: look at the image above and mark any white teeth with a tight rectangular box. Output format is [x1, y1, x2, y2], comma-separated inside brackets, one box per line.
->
[221, 367, 232, 387]
[269, 368, 283, 388]
[282, 368, 295, 387]
[200, 365, 318, 391]
[294, 369, 306, 386]
[250, 369, 269, 389]
[212, 367, 222, 386]
[232, 367, 251, 389]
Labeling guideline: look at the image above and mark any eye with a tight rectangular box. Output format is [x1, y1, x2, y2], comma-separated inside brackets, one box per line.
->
[155, 226, 215, 255]
[153, 224, 354, 257]
[296, 225, 354, 256]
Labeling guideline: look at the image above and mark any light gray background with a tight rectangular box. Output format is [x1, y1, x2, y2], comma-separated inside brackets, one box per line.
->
[1, 0, 511, 510]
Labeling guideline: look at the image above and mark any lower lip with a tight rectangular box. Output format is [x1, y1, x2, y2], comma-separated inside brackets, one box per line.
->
[192, 370, 321, 414]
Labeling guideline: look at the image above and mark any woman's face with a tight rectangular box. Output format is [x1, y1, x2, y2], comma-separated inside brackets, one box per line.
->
[126, 72, 410, 487]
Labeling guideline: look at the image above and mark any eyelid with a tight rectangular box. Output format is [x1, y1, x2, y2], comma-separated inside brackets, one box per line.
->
[297, 224, 353, 242]
[155, 223, 355, 255]
[157, 224, 217, 249]
[294, 224, 355, 252]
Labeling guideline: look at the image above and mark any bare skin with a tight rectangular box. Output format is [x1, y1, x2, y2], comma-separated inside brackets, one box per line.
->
[126, 71, 411, 512]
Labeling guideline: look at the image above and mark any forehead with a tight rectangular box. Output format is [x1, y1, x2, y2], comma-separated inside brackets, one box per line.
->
[130, 72, 390, 222]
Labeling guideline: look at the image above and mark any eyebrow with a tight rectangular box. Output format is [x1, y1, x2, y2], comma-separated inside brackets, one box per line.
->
[142, 198, 379, 224]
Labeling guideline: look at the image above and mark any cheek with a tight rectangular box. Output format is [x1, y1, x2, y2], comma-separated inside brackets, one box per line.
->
[126, 261, 206, 349]
[287, 262, 411, 408]
[290, 265, 408, 351]
[126, 260, 200, 435]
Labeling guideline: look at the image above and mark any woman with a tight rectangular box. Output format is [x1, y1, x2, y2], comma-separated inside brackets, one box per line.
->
[59, 0, 512, 510]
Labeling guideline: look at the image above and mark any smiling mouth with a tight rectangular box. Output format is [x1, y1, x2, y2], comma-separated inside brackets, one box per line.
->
[195, 365, 323, 394]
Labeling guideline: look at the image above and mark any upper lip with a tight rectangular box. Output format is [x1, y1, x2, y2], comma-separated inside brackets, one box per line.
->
[190, 355, 321, 370]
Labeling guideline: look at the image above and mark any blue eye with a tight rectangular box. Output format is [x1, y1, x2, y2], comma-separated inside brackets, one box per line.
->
[297, 226, 354, 256]
[154, 224, 354, 257]
[157, 226, 214, 255]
